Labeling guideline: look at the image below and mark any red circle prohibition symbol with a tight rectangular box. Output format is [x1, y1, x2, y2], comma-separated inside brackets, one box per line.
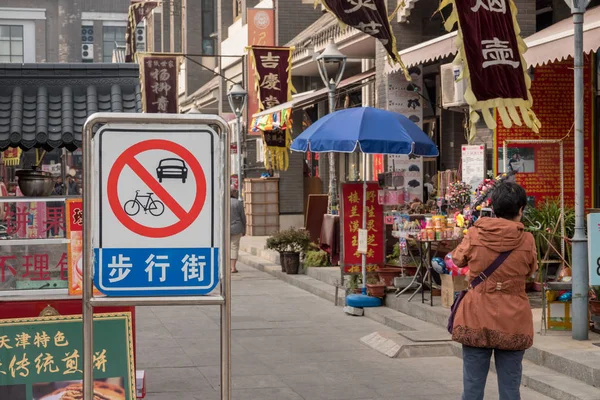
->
[107, 139, 207, 238]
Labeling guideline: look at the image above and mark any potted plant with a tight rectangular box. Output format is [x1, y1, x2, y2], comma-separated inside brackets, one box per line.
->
[366, 277, 387, 298]
[303, 246, 329, 268]
[590, 286, 600, 315]
[265, 228, 310, 274]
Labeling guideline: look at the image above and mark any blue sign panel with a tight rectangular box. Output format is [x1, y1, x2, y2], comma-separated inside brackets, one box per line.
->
[588, 213, 600, 287]
[94, 248, 219, 296]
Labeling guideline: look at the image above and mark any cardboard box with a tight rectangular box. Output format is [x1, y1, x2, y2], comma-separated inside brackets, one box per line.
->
[547, 301, 572, 331]
[441, 274, 469, 308]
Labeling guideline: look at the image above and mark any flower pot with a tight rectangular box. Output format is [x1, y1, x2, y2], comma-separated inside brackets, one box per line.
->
[377, 268, 402, 287]
[532, 281, 543, 292]
[589, 300, 600, 315]
[281, 252, 300, 275]
[366, 283, 386, 298]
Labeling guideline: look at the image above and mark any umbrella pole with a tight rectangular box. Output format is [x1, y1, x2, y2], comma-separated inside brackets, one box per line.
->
[362, 153, 367, 295]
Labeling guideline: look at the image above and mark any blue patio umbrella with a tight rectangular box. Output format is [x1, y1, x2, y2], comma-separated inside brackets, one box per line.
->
[291, 107, 439, 157]
[291, 107, 439, 308]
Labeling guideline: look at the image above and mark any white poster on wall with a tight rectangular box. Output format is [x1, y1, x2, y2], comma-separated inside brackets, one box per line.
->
[461, 145, 486, 191]
[387, 155, 424, 201]
[386, 66, 424, 201]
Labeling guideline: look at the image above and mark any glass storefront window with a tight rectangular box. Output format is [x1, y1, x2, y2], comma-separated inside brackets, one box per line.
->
[0, 147, 83, 293]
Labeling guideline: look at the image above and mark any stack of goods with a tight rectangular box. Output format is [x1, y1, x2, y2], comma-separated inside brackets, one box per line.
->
[416, 215, 460, 241]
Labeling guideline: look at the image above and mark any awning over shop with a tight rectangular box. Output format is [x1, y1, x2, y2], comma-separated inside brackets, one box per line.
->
[252, 69, 375, 119]
[525, 5, 600, 67]
[385, 5, 600, 74]
[0, 63, 142, 151]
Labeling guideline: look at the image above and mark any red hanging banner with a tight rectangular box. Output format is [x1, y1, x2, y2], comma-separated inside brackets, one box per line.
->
[248, 46, 295, 112]
[125, 1, 159, 62]
[316, 0, 409, 78]
[342, 182, 385, 274]
[439, 0, 540, 139]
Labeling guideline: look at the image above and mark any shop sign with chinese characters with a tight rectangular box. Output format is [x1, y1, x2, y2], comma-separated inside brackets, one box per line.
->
[139, 53, 180, 114]
[0, 313, 135, 399]
[342, 182, 385, 274]
[248, 46, 294, 112]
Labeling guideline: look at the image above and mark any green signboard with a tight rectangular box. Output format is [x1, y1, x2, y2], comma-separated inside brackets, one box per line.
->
[0, 312, 135, 400]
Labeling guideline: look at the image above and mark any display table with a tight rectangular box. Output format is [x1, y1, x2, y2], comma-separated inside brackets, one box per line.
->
[413, 239, 460, 306]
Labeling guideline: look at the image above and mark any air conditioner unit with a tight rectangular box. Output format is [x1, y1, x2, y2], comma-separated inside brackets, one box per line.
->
[135, 23, 146, 52]
[81, 44, 94, 61]
[441, 63, 467, 109]
[81, 26, 94, 44]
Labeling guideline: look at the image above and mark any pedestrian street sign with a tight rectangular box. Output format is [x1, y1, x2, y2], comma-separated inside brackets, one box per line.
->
[92, 124, 221, 296]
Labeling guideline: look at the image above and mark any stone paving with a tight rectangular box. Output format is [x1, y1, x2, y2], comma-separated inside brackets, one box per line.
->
[136, 262, 552, 400]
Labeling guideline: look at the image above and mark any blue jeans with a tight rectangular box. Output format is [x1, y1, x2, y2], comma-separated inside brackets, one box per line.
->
[462, 345, 524, 400]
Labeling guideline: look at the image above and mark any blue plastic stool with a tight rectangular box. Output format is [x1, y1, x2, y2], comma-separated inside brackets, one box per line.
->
[346, 294, 382, 308]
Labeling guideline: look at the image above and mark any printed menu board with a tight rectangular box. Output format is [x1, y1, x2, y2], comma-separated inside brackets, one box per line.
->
[462, 145, 486, 191]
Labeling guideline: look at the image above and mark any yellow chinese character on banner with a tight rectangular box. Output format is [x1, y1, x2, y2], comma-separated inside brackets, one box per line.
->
[367, 248, 375, 258]
[347, 266, 360, 273]
[367, 219, 378, 232]
[367, 234, 378, 246]
[351, 235, 358, 248]
[366, 190, 376, 203]
[34, 353, 59, 374]
[353, 250, 361, 258]
[260, 73, 281, 90]
[367, 206, 375, 219]
[54, 331, 69, 347]
[93, 349, 107, 373]
[34, 332, 51, 349]
[15, 333, 31, 349]
[9, 354, 30, 378]
[349, 206, 360, 218]
[0, 335, 12, 349]
[0, 359, 6, 375]
[349, 220, 359, 233]
[367, 265, 378, 272]
[62, 350, 82, 375]
[347, 191, 360, 204]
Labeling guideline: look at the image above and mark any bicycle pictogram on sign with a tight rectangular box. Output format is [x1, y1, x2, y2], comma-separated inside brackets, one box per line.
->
[106, 139, 207, 238]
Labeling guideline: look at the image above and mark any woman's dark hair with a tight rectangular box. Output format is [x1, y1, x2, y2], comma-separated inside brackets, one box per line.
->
[491, 182, 527, 220]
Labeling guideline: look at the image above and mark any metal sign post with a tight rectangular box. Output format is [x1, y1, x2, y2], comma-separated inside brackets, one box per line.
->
[82, 113, 231, 400]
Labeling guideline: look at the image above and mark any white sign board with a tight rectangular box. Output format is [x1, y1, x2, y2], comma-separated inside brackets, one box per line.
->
[93, 124, 221, 296]
[462, 145, 486, 190]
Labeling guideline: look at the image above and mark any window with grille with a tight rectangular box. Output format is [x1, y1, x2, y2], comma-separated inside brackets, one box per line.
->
[0, 25, 24, 63]
[102, 26, 126, 62]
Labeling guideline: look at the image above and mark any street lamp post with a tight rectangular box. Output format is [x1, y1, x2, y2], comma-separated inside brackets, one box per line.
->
[316, 39, 347, 214]
[566, 0, 590, 340]
[227, 84, 248, 200]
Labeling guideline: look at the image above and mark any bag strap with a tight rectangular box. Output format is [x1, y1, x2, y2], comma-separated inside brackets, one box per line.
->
[469, 250, 513, 289]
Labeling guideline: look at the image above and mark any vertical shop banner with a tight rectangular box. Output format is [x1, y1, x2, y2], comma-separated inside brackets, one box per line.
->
[495, 56, 594, 208]
[373, 154, 384, 178]
[125, 1, 158, 62]
[316, 0, 408, 78]
[439, 0, 540, 139]
[342, 182, 384, 274]
[247, 8, 275, 135]
[139, 53, 180, 113]
[66, 200, 99, 296]
[0, 313, 135, 400]
[249, 46, 295, 112]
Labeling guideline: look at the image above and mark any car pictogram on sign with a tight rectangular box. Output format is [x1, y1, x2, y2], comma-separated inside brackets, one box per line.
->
[157, 158, 188, 183]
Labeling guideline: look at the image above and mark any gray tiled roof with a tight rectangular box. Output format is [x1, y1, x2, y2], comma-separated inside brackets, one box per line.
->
[0, 63, 142, 151]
